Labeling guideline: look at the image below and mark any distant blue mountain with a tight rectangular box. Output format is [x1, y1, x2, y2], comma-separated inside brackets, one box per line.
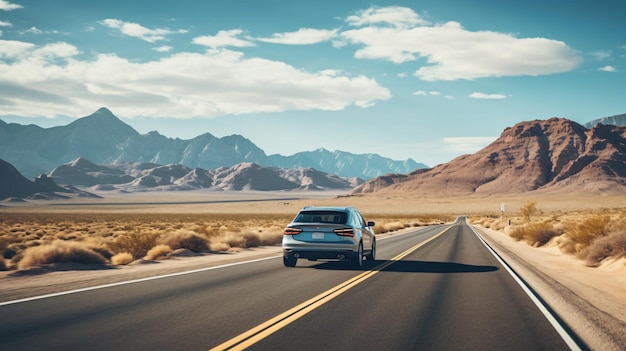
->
[584, 113, 626, 128]
[0, 158, 89, 200]
[0, 108, 426, 180]
[269, 148, 424, 179]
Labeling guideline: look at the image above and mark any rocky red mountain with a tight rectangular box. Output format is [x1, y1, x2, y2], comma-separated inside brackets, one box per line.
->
[351, 118, 626, 195]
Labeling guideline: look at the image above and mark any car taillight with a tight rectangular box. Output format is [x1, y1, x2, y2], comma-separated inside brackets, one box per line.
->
[333, 228, 354, 237]
[284, 228, 302, 235]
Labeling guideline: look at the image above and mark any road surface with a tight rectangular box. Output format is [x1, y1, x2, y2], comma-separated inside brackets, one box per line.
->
[0, 219, 582, 350]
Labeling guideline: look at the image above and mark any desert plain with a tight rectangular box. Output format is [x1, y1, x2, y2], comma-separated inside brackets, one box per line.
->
[1, 189, 625, 350]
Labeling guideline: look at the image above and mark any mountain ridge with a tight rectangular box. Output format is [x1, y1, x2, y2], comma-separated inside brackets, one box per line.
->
[46, 157, 362, 193]
[351, 117, 626, 195]
[0, 108, 424, 180]
[584, 113, 626, 128]
[0, 159, 97, 200]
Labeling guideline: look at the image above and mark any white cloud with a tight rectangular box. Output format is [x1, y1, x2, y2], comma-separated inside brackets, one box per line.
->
[153, 45, 173, 53]
[100, 19, 187, 43]
[319, 69, 342, 76]
[346, 6, 428, 28]
[598, 65, 617, 72]
[0, 41, 390, 118]
[443, 137, 495, 153]
[0, 39, 35, 58]
[341, 7, 582, 81]
[18, 26, 64, 36]
[590, 50, 611, 60]
[192, 29, 255, 48]
[469, 92, 508, 99]
[413, 90, 441, 96]
[22, 26, 42, 34]
[257, 28, 338, 45]
[0, 20, 12, 27]
[33, 42, 80, 58]
[0, 0, 22, 11]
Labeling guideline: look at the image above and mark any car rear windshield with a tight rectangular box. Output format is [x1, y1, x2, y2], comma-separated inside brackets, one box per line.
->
[295, 211, 347, 224]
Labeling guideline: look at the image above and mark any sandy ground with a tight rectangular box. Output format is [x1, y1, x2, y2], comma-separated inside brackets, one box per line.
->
[5, 189, 625, 215]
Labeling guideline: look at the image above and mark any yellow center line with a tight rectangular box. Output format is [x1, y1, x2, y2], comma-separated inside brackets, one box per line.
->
[210, 226, 451, 351]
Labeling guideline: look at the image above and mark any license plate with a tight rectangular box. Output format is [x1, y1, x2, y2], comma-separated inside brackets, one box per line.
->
[312, 232, 324, 240]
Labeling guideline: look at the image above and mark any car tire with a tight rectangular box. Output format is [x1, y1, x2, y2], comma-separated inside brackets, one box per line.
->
[352, 242, 363, 268]
[366, 240, 375, 261]
[283, 255, 297, 267]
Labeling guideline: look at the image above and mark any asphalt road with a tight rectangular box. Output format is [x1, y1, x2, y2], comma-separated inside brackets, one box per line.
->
[0, 220, 582, 350]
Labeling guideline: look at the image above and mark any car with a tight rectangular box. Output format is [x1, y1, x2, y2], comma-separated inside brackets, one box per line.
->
[282, 206, 376, 267]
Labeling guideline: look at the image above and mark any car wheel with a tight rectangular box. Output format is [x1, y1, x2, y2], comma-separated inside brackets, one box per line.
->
[352, 242, 363, 268]
[366, 240, 375, 261]
[283, 255, 297, 267]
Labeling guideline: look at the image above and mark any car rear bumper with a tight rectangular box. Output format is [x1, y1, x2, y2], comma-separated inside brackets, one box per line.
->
[283, 248, 357, 260]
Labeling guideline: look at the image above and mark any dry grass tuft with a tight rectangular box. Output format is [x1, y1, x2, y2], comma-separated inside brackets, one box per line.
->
[583, 232, 626, 267]
[145, 244, 173, 260]
[85, 243, 114, 260]
[259, 231, 284, 246]
[111, 252, 134, 265]
[113, 231, 160, 259]
[519, 201, 539, 221]
[565, 215, 610, 246]
[158, 230, 208, 252]
[223, 231, 261, 249]
[508, 222, 561, 247]
[607, 215, 626, 235]
[488, 218, 512, 231]
[369, 214, 453, 235]
[208, 241, 231, 252]
[214, 228, 283, 250]
[18, 241, 107, 270]
[373, 221, 407, 233]
[557, 236, 578, 255]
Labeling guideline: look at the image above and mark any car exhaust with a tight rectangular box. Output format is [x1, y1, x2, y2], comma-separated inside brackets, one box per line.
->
[294, 253, 300, 258]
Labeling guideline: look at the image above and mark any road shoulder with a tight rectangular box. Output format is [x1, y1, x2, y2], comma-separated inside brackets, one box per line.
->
[474, 225, 626, 351]
[0, 246, 283, 303]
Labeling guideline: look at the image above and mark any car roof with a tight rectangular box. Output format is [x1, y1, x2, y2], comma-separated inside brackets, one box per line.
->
[299, 206, 355, 212]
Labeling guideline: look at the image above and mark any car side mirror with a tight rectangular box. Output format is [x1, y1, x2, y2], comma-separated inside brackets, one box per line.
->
[367, 221, 375, 227]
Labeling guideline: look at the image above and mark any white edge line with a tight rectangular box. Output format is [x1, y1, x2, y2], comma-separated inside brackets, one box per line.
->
[0, 255, 281, 307]
[468, 224, 582, 351]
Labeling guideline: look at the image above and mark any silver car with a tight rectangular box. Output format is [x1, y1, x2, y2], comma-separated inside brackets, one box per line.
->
[282, 206, 376, 267]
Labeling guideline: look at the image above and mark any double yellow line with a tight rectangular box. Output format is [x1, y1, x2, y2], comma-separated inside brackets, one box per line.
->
[210, 226, 450, 351]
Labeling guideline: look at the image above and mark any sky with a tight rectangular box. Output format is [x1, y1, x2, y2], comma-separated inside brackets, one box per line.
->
[0, 0, 624, 167]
